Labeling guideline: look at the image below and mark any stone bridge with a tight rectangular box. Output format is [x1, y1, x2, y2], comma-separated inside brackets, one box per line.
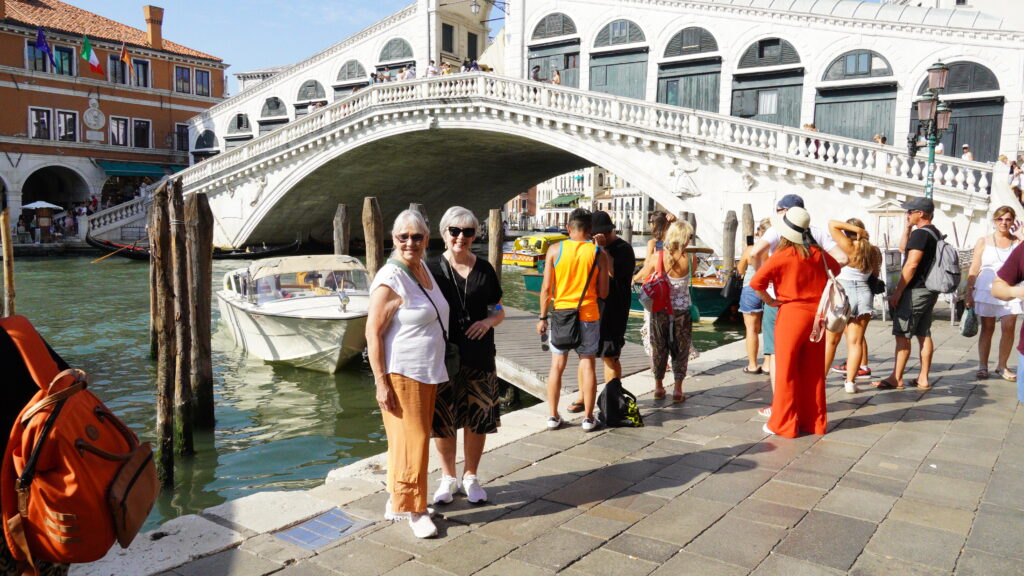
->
[174, 73, 997, 253]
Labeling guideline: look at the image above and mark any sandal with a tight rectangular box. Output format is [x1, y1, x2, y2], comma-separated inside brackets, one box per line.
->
[871, 379, 901, 390]
[567, 400, 585, 414]
[976, 369, 990, 380]
[911, 379, 932, 390]
[653, 389, 667, 400]
[1000, 369, 1017, 382]
[672, 392, 685, 403]
[742, 367, 763, 374]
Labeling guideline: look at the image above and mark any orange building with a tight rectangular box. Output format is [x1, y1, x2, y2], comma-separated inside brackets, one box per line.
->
[0, 0, 226, 228]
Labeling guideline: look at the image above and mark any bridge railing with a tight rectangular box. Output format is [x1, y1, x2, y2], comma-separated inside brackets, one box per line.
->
[180, 73, 995, 199]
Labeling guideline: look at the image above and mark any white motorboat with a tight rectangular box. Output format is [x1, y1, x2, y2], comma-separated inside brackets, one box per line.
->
[217, 254, 371, 373]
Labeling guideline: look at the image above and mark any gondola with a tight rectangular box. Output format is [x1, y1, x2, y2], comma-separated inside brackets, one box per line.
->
[85, 235, 151, 260]
[212, 240, 301, 260]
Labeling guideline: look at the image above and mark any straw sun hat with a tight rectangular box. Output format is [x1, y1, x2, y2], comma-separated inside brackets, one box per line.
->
[772, 206, 812, 245]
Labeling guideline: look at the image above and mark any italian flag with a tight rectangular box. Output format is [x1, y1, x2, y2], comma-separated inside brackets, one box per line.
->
[81, 35, 103, 74]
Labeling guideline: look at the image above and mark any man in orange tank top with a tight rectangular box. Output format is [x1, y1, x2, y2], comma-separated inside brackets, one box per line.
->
[537, 209, 610, 431]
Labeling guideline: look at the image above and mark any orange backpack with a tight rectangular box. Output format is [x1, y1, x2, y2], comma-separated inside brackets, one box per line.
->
[1, 315, 159, 570]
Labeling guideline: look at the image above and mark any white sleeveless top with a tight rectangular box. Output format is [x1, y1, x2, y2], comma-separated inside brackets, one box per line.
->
[974, 238, 1019, 306]
[370, 261, 450, 384]
[837, 265, 870, 282]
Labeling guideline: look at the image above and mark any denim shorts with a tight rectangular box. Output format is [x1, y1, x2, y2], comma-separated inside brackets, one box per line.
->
[738, 285, 764, 314]
[840, 279, 873, 317]
[762, 304, 778, 355]
[549, 319, 601, 356]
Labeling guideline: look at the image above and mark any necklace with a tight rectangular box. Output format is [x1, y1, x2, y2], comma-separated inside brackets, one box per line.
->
[445, 254, 471, 327]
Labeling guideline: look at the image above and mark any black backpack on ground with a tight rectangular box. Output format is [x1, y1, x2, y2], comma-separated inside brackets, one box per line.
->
[596, 378, 644, 428]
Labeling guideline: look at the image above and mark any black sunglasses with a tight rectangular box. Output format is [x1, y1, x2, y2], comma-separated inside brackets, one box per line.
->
[448, 226, 476, 238]
[396, 233, 425, 243]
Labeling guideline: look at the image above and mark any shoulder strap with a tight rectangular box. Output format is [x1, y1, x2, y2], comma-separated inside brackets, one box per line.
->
[575, 246, 599, 311]
[922, 226, 943, 242]
[387, 258, 449, 342]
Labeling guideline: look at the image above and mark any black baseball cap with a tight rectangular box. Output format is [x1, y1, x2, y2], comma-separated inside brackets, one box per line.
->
[591, 211, 614, 234]
[901, 197, 934, 213]
[776, 194, 805, 210]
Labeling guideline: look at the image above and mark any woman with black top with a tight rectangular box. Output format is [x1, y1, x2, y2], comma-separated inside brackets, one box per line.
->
[427, 207, 505, 506]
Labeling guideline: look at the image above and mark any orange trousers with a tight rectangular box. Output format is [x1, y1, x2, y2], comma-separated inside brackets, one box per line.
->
[769, 304, 827, 438]
[381, 373, 437, 514]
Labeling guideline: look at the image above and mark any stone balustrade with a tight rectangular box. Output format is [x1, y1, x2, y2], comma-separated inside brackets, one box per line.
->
[84, 196, 149, 237]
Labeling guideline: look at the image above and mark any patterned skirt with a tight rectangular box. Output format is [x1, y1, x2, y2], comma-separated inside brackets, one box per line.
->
[431, 365, 501, 437]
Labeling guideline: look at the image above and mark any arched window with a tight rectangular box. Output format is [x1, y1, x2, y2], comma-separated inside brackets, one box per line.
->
[379, 38, 413, 62]
[738, 38, 800, 68]
[227, 113, 251, 134]
[337, 60, 367, 82]
[916, 61, 999, 94]
[532, 13, 577, 40]
[194, 130, 217, 150]
[823, 50, 892, 81]
[261, 97, 286, 118]
[297, 80, 326, 101]
[664, 27, 718, 58]
[594, 19, 645, 47]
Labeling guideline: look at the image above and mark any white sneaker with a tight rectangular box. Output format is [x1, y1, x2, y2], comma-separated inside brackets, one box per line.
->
[433, 475, 461, 505]
[581, 417, 598, 432]
[463, 474, 487, 504]
[385, 498, 435, 521]
[844, 381, 859, 394]
[408, 512, 437, 538]
[762, 423, 776, 436]
[546, 416, 563, 430]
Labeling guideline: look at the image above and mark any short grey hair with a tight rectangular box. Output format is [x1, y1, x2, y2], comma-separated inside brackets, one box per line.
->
[391, 209, 430, 237]
[439, 206, 479, 237]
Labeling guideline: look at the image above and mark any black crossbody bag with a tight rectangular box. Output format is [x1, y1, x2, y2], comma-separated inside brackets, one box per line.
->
[548, 246, 598, 350]
[387, 259, 460, 378]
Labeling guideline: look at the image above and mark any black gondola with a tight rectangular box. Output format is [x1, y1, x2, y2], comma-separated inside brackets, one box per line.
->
[85, 235, 151, 260]
[87, 235, 302, 261]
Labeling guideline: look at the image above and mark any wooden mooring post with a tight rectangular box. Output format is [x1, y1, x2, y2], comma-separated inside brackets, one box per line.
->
[622, 216, 633, 246]
[149, 181, 175, 487]
[742, 204, 754, 242]
[186, 193, 215, 430]
[1, 203, 14, 317]
[722, 211, 738, 274]
[169, 180, 193, 455]
[488, 209, 503, 283]
[363, 197, 384, 277]
[333, 204, 350, 255]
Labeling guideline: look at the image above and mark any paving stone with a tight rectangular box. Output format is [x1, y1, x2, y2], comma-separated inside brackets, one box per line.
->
[982, 469, 1024, 511]
[475, 455, 533, 484]
[545, 471, 633, 509]
[274, 563, 342, 576]
[834, 471, 908, 498]
[864, 519, 965, 571]
[931, 434, 1002, 468]
[311, 539, 413, 576]
[772, 465, 842, 491]
[427, 491, 514, 527]
[540, 451, 607, 476]
[824, 420, 887, 447]
[948, 413, 1011, 439]
[628, 470, 704, 499]
[502, 462, 582, 491]
[474, 497, 580, 544]
[887, 498, 974, 536]
[366, 516, 472, 555]
[341, 491, 389, 523]
[850, 451, 919, 481]
[955, 548, 1024, 576]
[520, 430, 588, 451]
[848, 552, 945, 576]
[561, 442, 631, 464]
[918, 455, 991, 484]
[686, 514, 785, 569]
[381, 561, 451, 576]
[491, 437, 563, 462]
[171, 549, 282, 576]
[602, 456, 675, 483]
[750, 481, 826, 510]
[775, 511, 876, 571]
[602, 491, 671, 517]
[750, 553, 845, 576]
[239, 533, 316, 564]
[308, 477, 384, 508]
[965, 503, 1024, 560]
[604, 532, 680, 564]
[732, 441, 804, 471]
[588, 431, 658, 454]
[731, 498, 807, 529]
[805, 439, 870, 461]
[649, 551, 746, 576]
[562, 548, 659, 576]
[417, 532, 517, 576]
[509, 527, 604, 571]
[474, 557, 555, 576]
[870, 430, 938, 460]
[903, 472, 986, 511]
[686, 464, 774, 504]
[204, 491, 336, 534]
[646, 438, 704, 455]
[628, 496, 731, 547]
[561, 510, 633, 540]
[676, 450, 734, 471]
[814, 486, 896, 524]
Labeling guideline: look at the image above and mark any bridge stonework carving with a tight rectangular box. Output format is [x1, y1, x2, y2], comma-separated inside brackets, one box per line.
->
[175, 74, 995, 253]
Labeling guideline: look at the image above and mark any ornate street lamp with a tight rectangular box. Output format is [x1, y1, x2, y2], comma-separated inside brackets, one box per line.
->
[912, 62, 951, 199]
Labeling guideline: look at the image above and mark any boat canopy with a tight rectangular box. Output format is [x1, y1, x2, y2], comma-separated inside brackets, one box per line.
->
[249, 255, 365, 281]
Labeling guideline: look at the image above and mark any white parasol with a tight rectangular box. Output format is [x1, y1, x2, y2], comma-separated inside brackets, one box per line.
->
[21, 200, 64, 210]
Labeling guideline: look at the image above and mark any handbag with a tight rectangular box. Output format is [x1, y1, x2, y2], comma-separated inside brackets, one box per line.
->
[721, 269, 742, 300]
[810, 250, 851, 342]
[387, 259, 461, 378]
[638, 251, 672, 314]
[549, 247, 598, 350]
[867, 273, 886, 295]
[960, 307, 979, 338]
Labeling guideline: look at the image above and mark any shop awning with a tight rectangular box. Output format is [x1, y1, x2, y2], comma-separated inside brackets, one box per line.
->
[545, 194, 583, 208]
[96, 160, 186, 178]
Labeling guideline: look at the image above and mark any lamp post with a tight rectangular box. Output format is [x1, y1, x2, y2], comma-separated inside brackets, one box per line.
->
[913, 62, 952, 199]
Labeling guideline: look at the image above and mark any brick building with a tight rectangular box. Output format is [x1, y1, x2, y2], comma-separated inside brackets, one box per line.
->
[0, 0, 226, 230]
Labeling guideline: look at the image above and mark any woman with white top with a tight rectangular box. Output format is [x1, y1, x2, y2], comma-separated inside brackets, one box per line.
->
[825, 219, 882, 393]
[366, 209, 450, 539]
[738, 218, 772, 374]
[966, 206, 1022, 381]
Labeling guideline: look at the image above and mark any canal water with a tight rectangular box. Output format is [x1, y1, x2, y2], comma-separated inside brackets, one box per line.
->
[10, 248, 741, 530]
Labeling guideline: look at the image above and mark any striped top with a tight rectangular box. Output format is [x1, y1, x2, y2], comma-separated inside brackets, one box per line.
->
[552, 240, 600, 322]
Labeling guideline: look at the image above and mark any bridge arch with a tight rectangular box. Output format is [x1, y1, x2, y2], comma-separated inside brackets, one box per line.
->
[22, 164, 92, 208]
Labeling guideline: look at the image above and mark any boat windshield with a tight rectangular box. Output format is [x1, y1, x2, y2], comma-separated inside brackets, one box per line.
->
[253, 268, 369, 304]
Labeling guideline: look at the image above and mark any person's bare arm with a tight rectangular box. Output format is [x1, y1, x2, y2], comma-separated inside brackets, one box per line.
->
[537, 244, 559, 334]
[596, 250, 611, 299]
[827, 245, 849, 266]
[991, 277, 1023, 301]
[828, 220, 863, 257]
[749, 238, 770, 268]
[899, 221, 913, 254]
[633, 253, 656, 283]
[366, 285, 401, 411]
[736, 246, 752, 277]
[965, 237, 986, 307]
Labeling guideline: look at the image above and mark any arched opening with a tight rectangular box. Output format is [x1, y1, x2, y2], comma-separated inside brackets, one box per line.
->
[528, 12, 580, 88]
[815, 50, 896, 142]
[377, 38, 414, 81]
[225, 113, 253, 151]
[658, 27, 720, 113]
[909, 61, 1003, 162]
[295, 80, 328, 117]
[193, 130, 219, 163]
[732, 38, 803, 127]
[335, 60, 369, 100]
[259, 97, 288, 135]
[22, 166, 90, 240]
[590, 19, 648, 100]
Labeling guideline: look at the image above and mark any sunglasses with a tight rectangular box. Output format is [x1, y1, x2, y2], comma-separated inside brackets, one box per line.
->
[396, 233, 425, 244]
[447, 226, 476, 238]
[906, 210, 922, 215]
[776, 208, 787, 214]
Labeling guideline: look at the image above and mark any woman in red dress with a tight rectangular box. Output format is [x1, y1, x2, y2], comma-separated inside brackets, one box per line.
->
[750, 207, 841, 438]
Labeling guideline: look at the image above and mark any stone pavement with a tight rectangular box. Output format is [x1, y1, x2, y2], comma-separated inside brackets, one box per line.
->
[76, 312, 1024, 575]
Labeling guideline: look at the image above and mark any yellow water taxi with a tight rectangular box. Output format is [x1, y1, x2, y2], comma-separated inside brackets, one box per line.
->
[501, 232, 568, 267]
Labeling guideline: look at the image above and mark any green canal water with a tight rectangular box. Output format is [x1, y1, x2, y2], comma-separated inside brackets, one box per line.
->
[10, 250, 740, 530]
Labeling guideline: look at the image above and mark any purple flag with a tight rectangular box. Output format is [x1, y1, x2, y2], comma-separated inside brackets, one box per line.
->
[35, 27, 58, 70]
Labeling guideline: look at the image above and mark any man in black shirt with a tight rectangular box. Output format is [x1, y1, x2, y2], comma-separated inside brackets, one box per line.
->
[872, 197, 940, 391]
[568, 211, 636, 413]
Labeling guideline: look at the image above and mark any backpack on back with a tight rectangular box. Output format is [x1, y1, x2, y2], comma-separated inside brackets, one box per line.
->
[596, 378, 644, 428]
[1, 315, 159, 571]
[921, 227, 961, 294]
